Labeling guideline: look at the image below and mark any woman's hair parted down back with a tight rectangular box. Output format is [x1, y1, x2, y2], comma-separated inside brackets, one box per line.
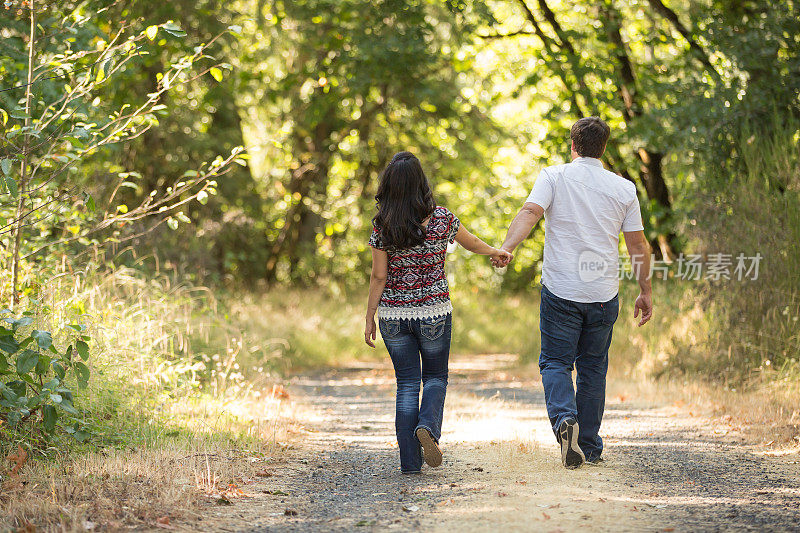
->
[373, 151, 436, 249]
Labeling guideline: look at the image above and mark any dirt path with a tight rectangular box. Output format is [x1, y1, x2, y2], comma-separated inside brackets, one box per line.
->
[202, 355, 800, 532]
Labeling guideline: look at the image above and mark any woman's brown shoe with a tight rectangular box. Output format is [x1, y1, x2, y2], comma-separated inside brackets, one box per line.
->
[415, 427, 442, 467]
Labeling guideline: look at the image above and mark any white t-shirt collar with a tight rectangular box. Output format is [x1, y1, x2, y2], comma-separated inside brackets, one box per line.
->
[572, 156, 604, 168]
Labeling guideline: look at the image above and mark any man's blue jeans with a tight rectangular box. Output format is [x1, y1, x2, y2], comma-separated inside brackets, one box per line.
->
[539, 285, 618, 461]
[379, 314, 451, 473]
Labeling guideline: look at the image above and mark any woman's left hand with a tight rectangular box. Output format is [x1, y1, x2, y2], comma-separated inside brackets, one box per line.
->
[365, 316, 377, 347]
[490, 248, 513, 268]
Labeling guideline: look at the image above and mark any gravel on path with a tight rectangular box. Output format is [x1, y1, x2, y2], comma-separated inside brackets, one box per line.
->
[199, 355, 800, 532]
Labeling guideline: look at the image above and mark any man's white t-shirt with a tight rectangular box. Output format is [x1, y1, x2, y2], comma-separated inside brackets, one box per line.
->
[527, 157, 644, 303]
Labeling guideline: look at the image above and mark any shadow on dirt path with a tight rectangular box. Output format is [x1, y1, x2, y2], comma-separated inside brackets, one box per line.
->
[200, 355, 800, 532]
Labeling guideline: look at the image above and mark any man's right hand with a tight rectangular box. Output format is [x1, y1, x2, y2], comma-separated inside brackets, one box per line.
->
[490, 246, 514, 268]
[634, 291, 653, 327]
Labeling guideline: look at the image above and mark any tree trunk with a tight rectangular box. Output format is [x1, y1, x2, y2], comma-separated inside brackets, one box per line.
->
[600, 0, 676, 259]
[264, 125, 333, 283]
[10, 2, 36, 308]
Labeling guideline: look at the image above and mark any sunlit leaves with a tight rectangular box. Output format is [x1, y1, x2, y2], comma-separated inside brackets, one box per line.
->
[75, 340, 89, 360]
[73, 362, 90, 388]
[31, 330, 53, 350]
[210, 67, 223, 82]
[83, 192, 96, 212]
[0, 336, 20, 355]
[16, 350, 38, 375]
[43, 405, 57, 432]
[1, 158, 17, 197]
[161, 21, 187, 38]
[0, 312, 91, 437]
[52, 362, 66, 380]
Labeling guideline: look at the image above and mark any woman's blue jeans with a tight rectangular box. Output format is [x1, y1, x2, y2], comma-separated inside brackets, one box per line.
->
[379, 314, 451, 473]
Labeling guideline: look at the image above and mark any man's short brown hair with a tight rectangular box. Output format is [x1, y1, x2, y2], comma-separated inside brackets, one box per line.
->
[570, 117, 610, 158]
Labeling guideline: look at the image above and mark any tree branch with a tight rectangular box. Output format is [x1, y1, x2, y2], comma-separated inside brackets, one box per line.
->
[477, 29, 537, 39]
[646, 0, 722, 79]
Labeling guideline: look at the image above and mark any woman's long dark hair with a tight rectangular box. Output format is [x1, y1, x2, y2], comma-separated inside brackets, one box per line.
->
[373, 151, 436, 249]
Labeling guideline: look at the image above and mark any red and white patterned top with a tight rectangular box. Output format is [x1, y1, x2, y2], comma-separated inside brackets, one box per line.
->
[369, 206, 460, 320]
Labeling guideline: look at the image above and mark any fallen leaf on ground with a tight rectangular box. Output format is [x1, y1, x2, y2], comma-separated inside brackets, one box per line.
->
[402, 505, 419, 512]
[270, 384, 290, 399]
[7, 445, 28, 476]
[284, 509, 298, 516]
[225, 484, 245, 497]
[155, 516, 174, 530]
[542, 512, 551, 520]
[15, 521, 35, 533]
[256, 470, 274, 477]
[497, 492, 508, 497]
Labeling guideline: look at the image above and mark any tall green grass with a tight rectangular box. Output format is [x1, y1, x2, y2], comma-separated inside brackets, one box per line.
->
[212, 286, 541, 372]
[681, 116, 800, 383]
[1, 265, 285, 456]
[215, 280, 681, 379]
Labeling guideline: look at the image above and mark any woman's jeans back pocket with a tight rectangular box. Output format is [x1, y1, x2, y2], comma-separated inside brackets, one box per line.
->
[379, 319, 401, 339]
[420, 316, 448, 341]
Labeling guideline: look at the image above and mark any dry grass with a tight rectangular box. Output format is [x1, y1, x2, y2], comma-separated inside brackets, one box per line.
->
[1, 392, 300, 532]
[607, 376, 800, 450]
[0, 265, 303, 532]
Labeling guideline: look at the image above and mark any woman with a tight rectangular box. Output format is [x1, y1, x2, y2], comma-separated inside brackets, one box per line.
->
[364, 151, 511, 474]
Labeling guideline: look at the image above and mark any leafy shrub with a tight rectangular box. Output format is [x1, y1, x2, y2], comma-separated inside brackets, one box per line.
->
[0, 310, 91, 441]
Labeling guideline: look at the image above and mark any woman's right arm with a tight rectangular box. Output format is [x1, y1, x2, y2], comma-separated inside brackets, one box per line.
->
[454, 225, 512, 264]
[365, 247, 389, 347]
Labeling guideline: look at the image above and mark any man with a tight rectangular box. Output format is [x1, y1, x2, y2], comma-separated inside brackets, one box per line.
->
[498, 117, 653, 469]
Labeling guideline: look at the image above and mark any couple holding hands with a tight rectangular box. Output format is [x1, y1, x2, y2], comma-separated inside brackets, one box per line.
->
[365, 117, 653, 474]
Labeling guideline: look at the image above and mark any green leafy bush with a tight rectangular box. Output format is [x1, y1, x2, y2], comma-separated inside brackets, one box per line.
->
[0, 310, 91, 441]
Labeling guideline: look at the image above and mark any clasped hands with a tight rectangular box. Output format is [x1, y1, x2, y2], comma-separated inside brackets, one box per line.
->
[490, 247, 513, 268]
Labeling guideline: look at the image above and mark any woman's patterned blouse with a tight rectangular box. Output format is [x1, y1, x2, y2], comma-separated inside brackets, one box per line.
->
[369, 206, 460, 320]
